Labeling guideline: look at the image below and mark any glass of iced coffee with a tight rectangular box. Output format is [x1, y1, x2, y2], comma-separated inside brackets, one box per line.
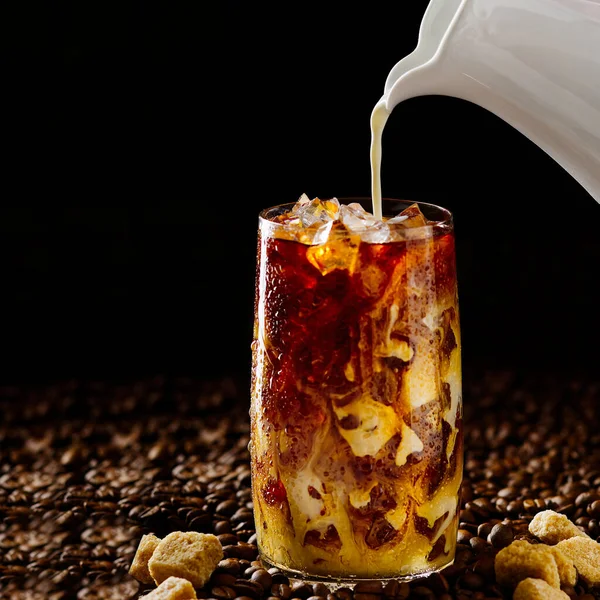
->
[250, 196, 463, 582]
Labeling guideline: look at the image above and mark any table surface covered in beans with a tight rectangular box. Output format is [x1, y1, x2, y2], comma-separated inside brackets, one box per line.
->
[1, 370, 599, 600]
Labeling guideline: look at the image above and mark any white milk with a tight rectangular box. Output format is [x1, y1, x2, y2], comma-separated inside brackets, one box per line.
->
[370, 99, 391, 221]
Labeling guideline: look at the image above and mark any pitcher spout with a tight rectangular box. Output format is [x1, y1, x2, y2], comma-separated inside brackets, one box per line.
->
[384, 59, 453, 111]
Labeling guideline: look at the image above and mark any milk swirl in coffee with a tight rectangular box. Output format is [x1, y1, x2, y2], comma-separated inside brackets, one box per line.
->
[251, 193, 462, 579]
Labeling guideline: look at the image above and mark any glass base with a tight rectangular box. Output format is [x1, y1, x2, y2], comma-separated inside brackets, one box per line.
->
[259, 554, 455, 587]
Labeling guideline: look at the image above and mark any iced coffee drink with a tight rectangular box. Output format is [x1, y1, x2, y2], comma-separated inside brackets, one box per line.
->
[250, 196, 462, 581]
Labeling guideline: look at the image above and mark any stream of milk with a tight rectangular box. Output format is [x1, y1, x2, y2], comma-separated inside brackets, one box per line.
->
[370, 99, 392, 220]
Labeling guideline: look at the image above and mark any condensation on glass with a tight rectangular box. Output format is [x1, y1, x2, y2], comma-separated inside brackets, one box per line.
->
[250, 199, 463, 581]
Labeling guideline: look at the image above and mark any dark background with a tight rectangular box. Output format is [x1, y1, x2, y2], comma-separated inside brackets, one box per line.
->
[1, 1, 598, 386]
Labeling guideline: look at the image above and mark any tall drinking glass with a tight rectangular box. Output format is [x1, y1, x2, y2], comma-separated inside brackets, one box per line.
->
[250, 198, 463, 582]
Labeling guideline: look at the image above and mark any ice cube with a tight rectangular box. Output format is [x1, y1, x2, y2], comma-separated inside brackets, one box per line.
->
[360, 222, 394, 244]
[322, 198, 341, 218]
[386, 215, 409, 225]
[339, 204, 394, 244]
[396, 203, 428, 228]
[306, 234, 360, 275]
[297, 220, 333, 246]
[292, 193, 312, 213]
[296, 197, 340, 227]
[339, 203, 379, 230]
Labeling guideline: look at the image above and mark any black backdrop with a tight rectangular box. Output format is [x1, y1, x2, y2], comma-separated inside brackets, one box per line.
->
[1, 2, 598, 385]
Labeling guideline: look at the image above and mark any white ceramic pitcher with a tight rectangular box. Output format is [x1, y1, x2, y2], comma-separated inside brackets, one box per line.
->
[379, 0, 600, 202]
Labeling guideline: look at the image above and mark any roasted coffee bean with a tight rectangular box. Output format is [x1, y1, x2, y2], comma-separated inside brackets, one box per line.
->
[212, 573, 238, 587]
[506, 499, 523, 515]
[422, 573, 450, 595]
[457, 529, 473, 544]
[472, 555, 495, 580]
[211, 586, 237, 600]
[488, 523, 513, 548]
[186, 507, 205, 521]
[4, 548, 27, 564]
[235, 529, 255, 544]
[575, 491, 599, 507]
[244, 565, 259, 577]
[522, 498, 539, 513]
[235, 579, 264, 598]
[312, 583, 329, 597]
[231, 542, 258, 561]
[90, 545, 113, 560]
[469, 536, 489, 553]
[189, 514, 213, 532]
[396, 582, 411, 599]
[231, 508, 253, 523]
[354, 594, 381, 600]
[215, 520, 233, 534]
[576, 516, 590, 528]
[477, 521, 496, 539]
[469, 497, 495, 517]
[354, 582, 382, 595]
[219, 534, 240, 546]
[127, 504, 148, 520]
[290, 582, 312, 599]
[381, 580, 398, 598]
[38, 568, 58, 580]
[269, 570, 289, 585]
[217, 558, 242, 575]
[250, 569, 273, 590]
[461, 571, 485, 590]
[272, 583, 292, 599]
[497, 487, 517, 499]
[588, 500, 600, 518]
[216, 500, 239, 516]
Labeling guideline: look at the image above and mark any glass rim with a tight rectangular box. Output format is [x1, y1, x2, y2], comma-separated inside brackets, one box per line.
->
[259, 197, 453, 239]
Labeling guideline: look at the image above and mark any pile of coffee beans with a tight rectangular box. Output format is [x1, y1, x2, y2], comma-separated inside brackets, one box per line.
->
[0, 370, 599, 599]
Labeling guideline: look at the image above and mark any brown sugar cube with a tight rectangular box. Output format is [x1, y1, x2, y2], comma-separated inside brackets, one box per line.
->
[129, 533, 161, 584]
[495, 540, 560, 589]
[528, 510, 589, 544]
[513, 578, 570, 600]
[557, 536, 600, 586]
[142, 576, 197, 599]
[148, 531, 223, 588]
[547, 546, 577, 587]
